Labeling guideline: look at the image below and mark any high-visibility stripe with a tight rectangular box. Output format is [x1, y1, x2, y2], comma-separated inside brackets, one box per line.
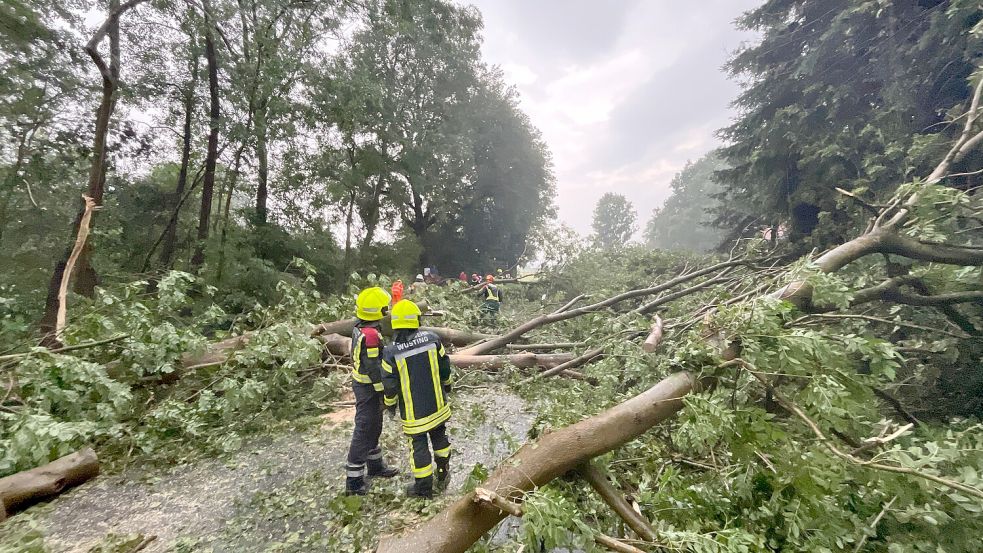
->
[402, 405, 451, 435]
[367, 449, 383, 461]
[384, 394, 397, 407]
[351, 370, 372, 384]
[395, 343, 437, 361]
[407, 438, 433, 478]
[438, 343, 446, 357]
[352, 336, 363, 371]
[373, 382, 384, 392]
[346, 463, 366, 478]
[382, 361, 394, 374]
[434, 446, 451, 458]
[397, 358, 414, 421]
[366, 347, 379, 358]
[429, 349, 443, 410]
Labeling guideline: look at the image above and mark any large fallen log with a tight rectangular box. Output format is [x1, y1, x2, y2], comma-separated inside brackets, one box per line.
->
[376, 371, 698, 553]
[0, 448, 99, 518]
[518, 347, 604, 385]
[318, 334, 580, 374]
[449, 352, 573, 370]
[181, 303, 494, 372]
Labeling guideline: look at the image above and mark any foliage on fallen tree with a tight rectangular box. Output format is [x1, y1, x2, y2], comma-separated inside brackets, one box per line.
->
[381, 111, 983, 550]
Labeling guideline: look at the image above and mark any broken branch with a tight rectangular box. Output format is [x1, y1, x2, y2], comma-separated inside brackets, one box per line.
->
[577, 462, 657, 542]
[56, 196, 98, 335]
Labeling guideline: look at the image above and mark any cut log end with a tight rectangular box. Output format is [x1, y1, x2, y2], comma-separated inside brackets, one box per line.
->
[0, 448, 99, 516]
[641, 315, 664, 353]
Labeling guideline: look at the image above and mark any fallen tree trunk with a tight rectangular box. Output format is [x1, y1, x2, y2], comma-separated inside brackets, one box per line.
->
[318, 334, 581, 375]
[519, 347, 604, 385]
[504, 342, 584, 351]
[312, 300, 432, 336]
[460, 258, 757, 356]
[449, 352, 573, 370]
[181, 303, 494, 371]
[0, 448, 99, 518]
[375, 371, 698, 553]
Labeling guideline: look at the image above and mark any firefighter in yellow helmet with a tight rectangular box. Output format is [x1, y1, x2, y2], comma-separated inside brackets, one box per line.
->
[345, 287, 400, 495]
[381, 300, 453, 498]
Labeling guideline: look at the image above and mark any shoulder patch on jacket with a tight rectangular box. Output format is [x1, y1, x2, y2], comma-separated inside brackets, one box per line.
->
[361, 326, 381, 347]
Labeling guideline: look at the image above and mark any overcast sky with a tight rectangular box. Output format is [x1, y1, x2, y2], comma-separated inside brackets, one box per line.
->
[464, 0, 760, 235]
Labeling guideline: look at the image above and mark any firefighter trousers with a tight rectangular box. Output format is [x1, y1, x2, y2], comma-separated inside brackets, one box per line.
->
[408, 423, 451, 479]
[346, 382, 383, 477]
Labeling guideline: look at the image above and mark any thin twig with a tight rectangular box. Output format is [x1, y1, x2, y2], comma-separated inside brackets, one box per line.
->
[853, 496, 896, 553]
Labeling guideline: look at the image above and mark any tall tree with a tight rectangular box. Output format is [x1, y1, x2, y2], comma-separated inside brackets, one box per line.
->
[158, 12, 200, 270]
[425, 69, 555, 272]
[717, 0, 983, 247]
[190, 0, 221, 271]
[591, 192, 636, 249]
[39, 0, 150, 335]
[645, 152, 727, 252]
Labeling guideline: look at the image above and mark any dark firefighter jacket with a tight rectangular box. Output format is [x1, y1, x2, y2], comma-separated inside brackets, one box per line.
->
[351, 324, 384, 392]
[381, 329, 452, 435]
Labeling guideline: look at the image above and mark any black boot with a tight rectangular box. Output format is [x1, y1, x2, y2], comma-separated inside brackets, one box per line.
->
[367, 450, 399, 478]
[434, 457, 450, 492]
[367, 458, 399, 478]
[345, 475, 369, 496]
[405, 476, 433, 499]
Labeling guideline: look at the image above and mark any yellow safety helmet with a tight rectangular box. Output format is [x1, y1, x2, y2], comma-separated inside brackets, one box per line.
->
[355, 287, 391, 321]
[390, 299, 422, 329]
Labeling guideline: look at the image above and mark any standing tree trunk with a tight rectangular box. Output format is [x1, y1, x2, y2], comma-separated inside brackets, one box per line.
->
[343, 189, 356, 275]
[216, 142, 246, 281]
[159, 36, 199, 270]
[190, 0, 220, 272]
[39, 0, 149, 336]
[255, 106, 269, 225]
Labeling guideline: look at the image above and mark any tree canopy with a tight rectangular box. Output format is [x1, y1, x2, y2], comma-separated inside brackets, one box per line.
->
[591, 192, 636, 249]
[644, 152, 727, 252]
[715, 0, 983, 246]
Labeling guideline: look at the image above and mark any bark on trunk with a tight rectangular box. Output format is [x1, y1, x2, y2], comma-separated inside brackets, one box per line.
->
[0, 448, 99, 517]
[191, 0, 220, 271]
[217, 142, 247, 281]
[159, 44, 198, 270]
[375, 372, 699, 553]
[448, 352, 574, 370]
[254, 108, 268, 224]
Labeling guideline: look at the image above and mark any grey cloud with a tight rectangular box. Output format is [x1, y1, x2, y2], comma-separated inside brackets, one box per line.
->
[594, 38, 745, 170]
[471, 0, 643, 68]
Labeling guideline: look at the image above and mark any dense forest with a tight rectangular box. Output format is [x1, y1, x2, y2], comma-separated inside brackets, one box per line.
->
[1, 1, 982, 552]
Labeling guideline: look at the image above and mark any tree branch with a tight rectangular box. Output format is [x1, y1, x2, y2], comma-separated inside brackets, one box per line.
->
[743, 363, 983, 501]
[85, 0, 151, 84]
[577, 462, 657, 542]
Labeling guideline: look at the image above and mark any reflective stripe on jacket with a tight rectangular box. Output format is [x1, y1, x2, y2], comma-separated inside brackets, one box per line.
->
[482, 284, 501, 302]
[381, 329, 452, 435]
